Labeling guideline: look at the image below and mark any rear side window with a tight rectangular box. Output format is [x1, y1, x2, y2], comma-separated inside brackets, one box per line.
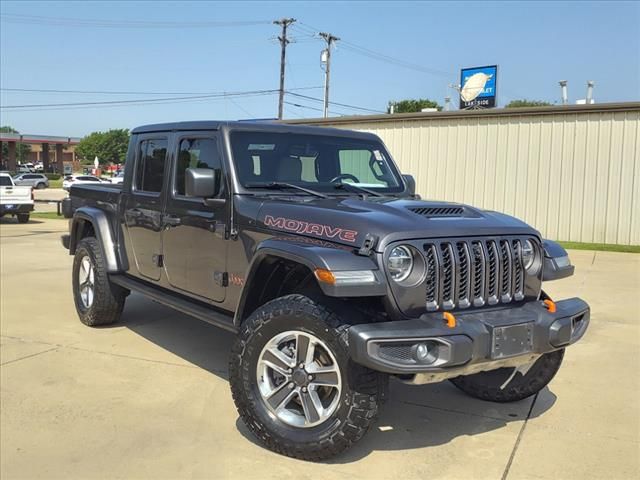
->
[135, 139, 167, 193]
[175, 137, 221, 196]
[0, 176, 12, 186]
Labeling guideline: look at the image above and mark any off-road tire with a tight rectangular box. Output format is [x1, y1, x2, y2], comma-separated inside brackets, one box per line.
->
[72, 236, 126, 326]
[450, 349, 565, 402]
[229, 294, 385, 461]
[17, 214, 29, 223]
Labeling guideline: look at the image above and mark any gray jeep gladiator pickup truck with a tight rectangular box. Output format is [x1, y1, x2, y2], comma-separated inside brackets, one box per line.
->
[61, 121, 589, 461]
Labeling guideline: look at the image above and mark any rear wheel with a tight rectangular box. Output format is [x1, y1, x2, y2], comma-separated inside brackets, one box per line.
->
[17, 214, 29, 223]
[450, 349, 565, 402]
[229, 294, 384, 461]
[36, 182, 46, 189]
[72, 237, 126, 326]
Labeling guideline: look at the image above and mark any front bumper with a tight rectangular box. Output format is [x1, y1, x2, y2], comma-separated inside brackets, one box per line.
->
[349, 298, 589, 383]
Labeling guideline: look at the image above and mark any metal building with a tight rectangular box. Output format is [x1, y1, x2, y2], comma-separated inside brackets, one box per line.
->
[287, 102, 640, 246]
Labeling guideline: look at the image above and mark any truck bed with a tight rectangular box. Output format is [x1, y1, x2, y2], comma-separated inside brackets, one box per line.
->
[69, 183, 121, 211]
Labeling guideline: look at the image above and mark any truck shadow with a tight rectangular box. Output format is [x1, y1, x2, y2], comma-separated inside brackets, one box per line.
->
[122, 293, 557, 462]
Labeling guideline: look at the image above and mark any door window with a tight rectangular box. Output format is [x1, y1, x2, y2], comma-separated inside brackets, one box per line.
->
[174, 137, 222, 196]
[135, 139, 168, 193]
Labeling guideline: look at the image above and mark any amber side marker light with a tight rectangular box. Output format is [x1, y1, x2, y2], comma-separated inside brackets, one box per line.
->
[443, 312, 457, 328]
[314, 268, 336, 285]
[543, 299, 557, 313]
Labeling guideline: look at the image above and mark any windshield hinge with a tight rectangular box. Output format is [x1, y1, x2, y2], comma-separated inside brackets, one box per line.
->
[357, 234, 378, 256]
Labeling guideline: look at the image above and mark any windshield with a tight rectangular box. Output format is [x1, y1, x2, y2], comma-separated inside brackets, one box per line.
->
[230, 131, 403, 194]
[0, 176, 13, 186]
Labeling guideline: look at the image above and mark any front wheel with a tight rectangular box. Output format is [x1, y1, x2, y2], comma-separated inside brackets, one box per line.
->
[17, 214, 30, 223]
[450, 349, 565, 402]
[72, 237, 127, 326]
[229, 294, 384, 461]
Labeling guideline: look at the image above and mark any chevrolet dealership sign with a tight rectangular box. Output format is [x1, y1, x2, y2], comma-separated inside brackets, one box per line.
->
[460, 65, 498, 109]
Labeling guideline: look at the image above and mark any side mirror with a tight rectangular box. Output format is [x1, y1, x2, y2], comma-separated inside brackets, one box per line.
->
[402, 174, 417, 197]
[185, 168, 219, 198]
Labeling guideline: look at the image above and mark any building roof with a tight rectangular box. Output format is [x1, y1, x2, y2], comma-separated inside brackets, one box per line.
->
[0, 133, 82, 145]
[283, 101, 640, 126]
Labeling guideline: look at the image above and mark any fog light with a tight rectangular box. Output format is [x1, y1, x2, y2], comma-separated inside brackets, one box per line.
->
[415, 343, 430, 361]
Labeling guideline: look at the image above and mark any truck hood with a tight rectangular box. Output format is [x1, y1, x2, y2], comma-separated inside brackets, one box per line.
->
[251, 196, 539, 251]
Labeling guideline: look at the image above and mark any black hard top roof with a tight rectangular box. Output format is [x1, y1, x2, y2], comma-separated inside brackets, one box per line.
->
[130, 120, 378, 140]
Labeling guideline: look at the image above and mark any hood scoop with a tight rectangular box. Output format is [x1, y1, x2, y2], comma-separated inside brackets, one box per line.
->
[407, 205, 467, 217]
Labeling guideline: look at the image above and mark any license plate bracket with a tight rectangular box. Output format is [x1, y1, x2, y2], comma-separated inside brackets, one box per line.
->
[491, 323, 534, 359]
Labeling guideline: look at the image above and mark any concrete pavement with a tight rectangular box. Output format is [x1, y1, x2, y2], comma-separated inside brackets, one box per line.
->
[1, 218, 638, 479]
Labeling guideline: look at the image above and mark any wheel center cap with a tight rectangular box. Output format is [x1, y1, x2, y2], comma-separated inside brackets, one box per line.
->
[292, 368, 308, 387]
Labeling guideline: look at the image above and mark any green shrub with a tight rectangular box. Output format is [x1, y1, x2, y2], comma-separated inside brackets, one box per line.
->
[44, 173, 61, 180]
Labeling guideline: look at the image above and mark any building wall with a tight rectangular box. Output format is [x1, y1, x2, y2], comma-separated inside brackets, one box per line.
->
[290, 103, 640, 245]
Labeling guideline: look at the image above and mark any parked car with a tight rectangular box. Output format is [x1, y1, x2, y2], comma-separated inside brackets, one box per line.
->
[0, 172, 33, 223]
[16, 164, 33, 174]
[62, 175, 104, 191]
[13, 173, 49, 189]
[110, 171, 125, 185]
[61, 121, 589, 461]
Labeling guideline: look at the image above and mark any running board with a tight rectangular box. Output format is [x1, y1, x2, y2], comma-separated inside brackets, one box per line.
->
[109, 274, 237, 333]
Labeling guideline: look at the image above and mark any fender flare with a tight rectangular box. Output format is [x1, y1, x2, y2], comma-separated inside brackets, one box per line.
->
[542, 239, 575, 281]
[69, 207, 121, 273]
[233, 239, 386, 325]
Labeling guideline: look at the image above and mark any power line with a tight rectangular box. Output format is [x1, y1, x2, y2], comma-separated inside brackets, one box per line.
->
[0, 89, 284, 109]
[287, 92, 385, 114]
[284, 101, 351, 117]
[0, 86, 322, 96]
[296, 21, 453, 79]
[0, 13, 271, 28]
[3, 92, 280, 113]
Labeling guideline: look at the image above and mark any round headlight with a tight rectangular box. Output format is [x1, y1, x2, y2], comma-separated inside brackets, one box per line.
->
[522, 239, 536, 271]
[388, 245, 413, 282]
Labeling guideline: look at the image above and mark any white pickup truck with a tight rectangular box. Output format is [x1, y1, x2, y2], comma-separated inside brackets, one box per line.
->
[0, 172, 34, 223]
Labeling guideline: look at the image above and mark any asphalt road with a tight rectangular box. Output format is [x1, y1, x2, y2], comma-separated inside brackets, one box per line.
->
[1, 218, 638, 479]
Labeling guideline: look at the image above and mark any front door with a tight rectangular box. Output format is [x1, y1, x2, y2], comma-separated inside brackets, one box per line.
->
[162, 132, 227, 302]
[123, 136, 169, 281]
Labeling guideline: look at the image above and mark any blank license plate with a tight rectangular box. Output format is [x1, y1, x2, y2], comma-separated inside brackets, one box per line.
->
[491, 323, 534, 359]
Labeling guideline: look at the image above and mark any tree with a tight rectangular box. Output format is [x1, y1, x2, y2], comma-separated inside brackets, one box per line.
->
[1, 126, 32, 163]
[388, 99, 442, 113]
[505, 100, 553, 108]
[75, 129, 130, 164]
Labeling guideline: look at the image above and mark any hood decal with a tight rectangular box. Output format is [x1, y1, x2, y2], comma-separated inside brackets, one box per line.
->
[264, 215, 358, 243]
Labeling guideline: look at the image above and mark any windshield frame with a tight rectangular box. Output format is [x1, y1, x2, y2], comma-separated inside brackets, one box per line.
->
[224, 125, 408, 197]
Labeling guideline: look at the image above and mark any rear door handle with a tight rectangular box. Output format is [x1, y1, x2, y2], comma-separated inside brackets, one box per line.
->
[163, 215, 181, 227]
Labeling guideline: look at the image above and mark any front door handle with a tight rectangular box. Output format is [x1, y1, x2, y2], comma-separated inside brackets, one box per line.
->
[163, 215, 181, 227]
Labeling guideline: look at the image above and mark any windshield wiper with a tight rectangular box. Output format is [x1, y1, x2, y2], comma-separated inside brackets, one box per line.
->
[245, 182, 327, 199]
[333, 182, 383, 198]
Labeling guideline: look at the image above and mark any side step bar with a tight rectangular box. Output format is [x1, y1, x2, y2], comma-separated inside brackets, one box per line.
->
[110, 274, 238, 333]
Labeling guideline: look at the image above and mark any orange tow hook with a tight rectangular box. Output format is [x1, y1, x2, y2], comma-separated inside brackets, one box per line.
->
[543, 299, 557, 313]
[443, 312, 457, 328]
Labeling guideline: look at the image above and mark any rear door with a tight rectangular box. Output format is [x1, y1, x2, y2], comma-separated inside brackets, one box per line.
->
[162, 132, 227, 302]
[123, 135, 169, 281]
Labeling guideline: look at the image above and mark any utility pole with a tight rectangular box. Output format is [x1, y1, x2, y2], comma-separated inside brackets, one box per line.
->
[319, 32, 339, 118]
[274, 17, 296, 120]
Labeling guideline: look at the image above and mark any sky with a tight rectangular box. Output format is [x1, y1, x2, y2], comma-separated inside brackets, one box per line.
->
[1, 0, 638, 137]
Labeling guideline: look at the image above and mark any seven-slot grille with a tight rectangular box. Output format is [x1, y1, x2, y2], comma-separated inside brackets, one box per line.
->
[423, 238, 529, 311]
